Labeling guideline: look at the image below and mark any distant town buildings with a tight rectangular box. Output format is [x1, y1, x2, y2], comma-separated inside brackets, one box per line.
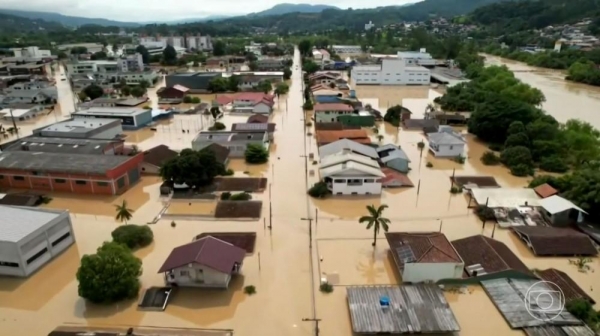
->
[139, 34, 213, 51]
[365, 21, 375, 31]
[10, 46, 51, 58]
[351, 51, 431, 85]
[331, 45, 363, 55]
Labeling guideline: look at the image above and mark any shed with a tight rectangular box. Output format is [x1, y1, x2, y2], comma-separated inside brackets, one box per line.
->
[538, 195, 586, 226]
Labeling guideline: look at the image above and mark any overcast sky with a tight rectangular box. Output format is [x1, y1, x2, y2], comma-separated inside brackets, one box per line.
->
[0, 0, 417, 22]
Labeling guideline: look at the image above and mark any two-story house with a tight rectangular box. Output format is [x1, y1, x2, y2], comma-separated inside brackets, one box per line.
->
[314, 103, 355, 123]
[319, 150, 385, 195]
[192, 131, 269, 157]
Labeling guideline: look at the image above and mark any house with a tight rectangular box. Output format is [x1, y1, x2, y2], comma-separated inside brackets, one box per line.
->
[3, 90, 51, 104]
[533, 183, 558, 199]
[31, 118, 123, 140]
[141, 145, 178, 174]
[351, 52, 431, 85]
[231, 123, 276, 140]
[0, 206, 74, 277]
[238, 75, 264, 90]
[537, 268, 595, 304]
[538, 195, 586, 226]
[385, 232, 464, 283]
[331, 45, 363, 54]
[377, 144, 410, 173]
[231, 92, 274, 114]
[0, 151, 143, 195]
[79, 97, 149, 109]
[403, 118, 439, 132]
[381, 168, 414, 188]
[158, 236, 245, 288]
[427, 129, 465, 157]
[165, 72, 222, 93]
[347, 285, 460, 334]
[337, 112, 376, 127]
[156, 85, 189, 102]
[5, 81, 58, 100]
[256, 58, 285, 71]
[512, 226, 597, 256]
[451, 235, 534, 280]
[318, 138, 379, 160]
[314, 103, 355, 123]
[201, 143, 231, 167]
[247, 114, 269, 123]
[320, 151, 384, 195]
[192, 131, 269, 158]
[0, 105, 45, 121]
[7, 63, 47, 76]
[309, 73, 338, 85]
[315, 130, 371, 146]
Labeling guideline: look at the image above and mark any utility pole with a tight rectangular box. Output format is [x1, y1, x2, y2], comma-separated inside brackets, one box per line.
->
[9, 109, 19, 139]
[302, 318, 321, 336]
[301, 217, 313, 248]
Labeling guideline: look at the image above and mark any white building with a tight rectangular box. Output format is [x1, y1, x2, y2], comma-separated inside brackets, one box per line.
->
[351, 52, 431, 85]
[365, 21, 375, 31]
[0, 105, 45, 121]
[141, 40, 166, 49]
[398, 49, 436, 67]
[320, 151, 385, 195]
[5, 81, 58, 100]
[118, 53, 144, 72]
[0, 206, 74, 277]
[66, 60, 119, 75]
[66, 60, 157, 85]
[171, 37, 184, 48]
[33, 118, 123, 139]
[332, 45, 363, 55]
[427, 126, 465, 157]
[57, 43, 104, 54]
[10, 46, 51, 58]
[385, 232, 464, 283]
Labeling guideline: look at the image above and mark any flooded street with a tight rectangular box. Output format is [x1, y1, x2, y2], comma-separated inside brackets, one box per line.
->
[2, 53, 600, 336]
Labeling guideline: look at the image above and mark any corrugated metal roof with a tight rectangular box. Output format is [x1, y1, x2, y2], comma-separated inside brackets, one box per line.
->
[347, 285, 460, 334]
[427, 131, 465, 145]
[320, 152, 380, 170]
[319, 139, 379, 160]
[539, 195, 587, 215]
[0, 205, 65, 243]
[320, 161, 384, 178]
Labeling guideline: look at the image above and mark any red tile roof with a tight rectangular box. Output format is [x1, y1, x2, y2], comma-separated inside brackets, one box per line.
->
[247, 114, 269, 123]
[158, 236, 245, 274]
[234, 92, 274, 103]
[385, 232, 462, 271]
[315, 130, 371, 145]
[381, 168, 414, 187]
[534, 183, 558, 198]
[215, 95, 233, 105]
[537, 268, 595, 304]
[314, 103, 354, 112]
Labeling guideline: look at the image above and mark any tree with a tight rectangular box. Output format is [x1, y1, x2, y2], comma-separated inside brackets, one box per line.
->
[481, 151, 500, 165]
[70, 46, 88, 54]
[191, 97, 200, 104]
[274, 82, 289, 96]
[121, 85, 131, 97]
[90, 51, 107, 60]
[302, 60, 320, 74]
[183, 96, 192, 103]
[209, 122, 226, 131]
[504, 132, 529, 148]
[138, 80, 150, 89]
[298, 39, 312, 56]
[160, 149, 224, 188]
[207, 77, 229, 93]
[111, 225, 154, 249]
[115, 200, 133, 224]
[244, 144, 269, 164]
[283, 67, 292, 80]
[57, 51, 68, 59]
[135, 45, 150, 64]
[227, 75, 240, 92]
[76, 242, 142, 304]
[303, 100, 313, 110]
[500, 146, 533, 168]
[507, 121, 526, 135]
[256, 80, 272, 94]
[162, 45, 178, 65]
[130, 85, 146, 98]
[308, 181, 329, 198]
[249, 61, 258, 71]
[359, 205, 391, 246]
[383, 105, 407, 127]
[210, 106, 221, 120]
[213, 40, 226, 56]
[83, 84, 104, 100]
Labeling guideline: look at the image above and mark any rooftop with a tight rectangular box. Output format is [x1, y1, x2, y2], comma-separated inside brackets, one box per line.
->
[385, 232, 462, 271]
[377, 144, 409, 163]
[427, 131, 465, 145]
[539, 195, 587, 214]
[320, 151, 380, 170]
[201, 143, 230, 164]
[73, 107, 148, 117]
[315, 130, 371, 145]
[470, 187, 541, 208]
[0, 205, 66, 243]
[451, 175, 501, 189]
[247, 114, 269, 123]
[533, 183, 559, 199]
[347, 285, 460, 334]
[381, 168, 414, 187]
[3, 136, 121, 155]
[314, 103, 354, 112]
[512, 226, 597, 256]
[36, 118, 122, 134]
[143, 145, 178, 167]
[318, 138, 379, 160]
[194, 131, 267, 143]
[0, 151, 136, 175]
[537, 268, 595, 304]
[231, 123, 276, 132]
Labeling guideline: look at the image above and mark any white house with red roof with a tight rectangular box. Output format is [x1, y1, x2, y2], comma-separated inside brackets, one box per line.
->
[221, 92, 275, 114]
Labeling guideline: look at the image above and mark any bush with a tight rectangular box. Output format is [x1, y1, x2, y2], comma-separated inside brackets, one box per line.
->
[143, 105, 152, 110]
[308, 181, 330, 198]
[244, 285, 256, 295]
[303, 100, 313, 110]
[504, 132, 530, 148]
[245, 144, 269, 164]
[481, 151, 501, 165]
[222, 168, 234, 176]
[76, 242, 142, 304]
[426, 162, 433, 168]
[475, 205, 495, 221]
[417, 141, 425, 149]
[208, 122, 226, 131]
[510, 164, 533, 177]
[320, 282, 334, 293]
[183, 96, 192, 103]
[488, 143, 504, 151]
[540, 156, 569, 173]
[306, 122, 312, 127]
[566, 298, 594, 321]
[450, 186, 463, 194]
[191, 97, 201, 104]
[501, 146, 533, 167]
[230, 192, 252, 201]
[111, 225, 154, 249]
[220, 192, 231, 200]
[453, 155, 466, 164]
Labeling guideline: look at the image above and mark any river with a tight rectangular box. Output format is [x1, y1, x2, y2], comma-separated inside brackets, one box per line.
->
[484, 54, 600, 130]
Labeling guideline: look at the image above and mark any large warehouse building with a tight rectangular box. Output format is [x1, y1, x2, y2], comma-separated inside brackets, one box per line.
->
[0, 206, 74, 277]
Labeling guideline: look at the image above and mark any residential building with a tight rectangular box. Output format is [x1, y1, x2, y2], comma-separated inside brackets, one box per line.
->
[0, 206, 74, 277]
[66, 60, 118, 74]
[256, 58, 285, 71]
[351, 52, 431, 85]
[314, 103, 355, 123]
[4, 81, 58, 101]
[231, 123, 276, 140]
[1, 90, 53, 105]
[533, 183, 558, 199]
[320, 151, 384, 195]
[315, 129, 371, 146]
[10, 46, 51, 58]
[381, 168, 414, 188]
[158, 236, 245, 288]
[337, 112, 376, 127]
[331, 45, 363, 55]
[66, 59, 157, 85]
[185, 35, 213, 51]
[192, 131, 269, 158]
[309, 72, 338, 85]
[538, 195, 586, 226]
[247, 114, 269, 124]
[537, 268, 596, 304]
[72, 107, 153, 129]
[57, 43, 104, 54]
[427, 127, 465, 157]
[238, 75, 264, 90]
[7, 63, 47, 76]
[347, 285, 460, 334]
[1, 136, 124, 155]
[318, 138, 379, 160]
[230, 71, 284, 83]
[141, 145, 178, 174]
[0, 151, 143, 195]
[95, 71, 158, 86]
[0, 105, 45, 121]
[385, 232, 464, 283]
[156, 85, 189, 102]
[166, 72, 222, 93]
[117, 53, 144, 72]
[512, 226, 597, 257]
[217, 92, 275, 114]
[376, 144, 410, 173]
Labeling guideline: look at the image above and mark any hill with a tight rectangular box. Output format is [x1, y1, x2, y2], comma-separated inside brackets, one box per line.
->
[0, 12, 66, 34]
[249, 3, 339, 17]
[0, 8, 141, 27]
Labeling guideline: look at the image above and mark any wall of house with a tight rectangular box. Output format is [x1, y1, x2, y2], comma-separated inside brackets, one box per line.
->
[169, 264, 231, 288]
[429, 143, 464, 157]
[328, 176, 382, 195]
[337, 115, 375, 127]
[315, 111, 353, 123]
[0, 241, 23, 276]
[403, 262, 464, 283]
[193, 138, 268, 158]
[384, 159, 409, 173]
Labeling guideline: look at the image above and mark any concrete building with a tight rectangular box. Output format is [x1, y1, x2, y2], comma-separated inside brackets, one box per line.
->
[0, 206, 74, 277]
[117, 53, 144, 72]
[365, 21, 375, 31]
[57, 43, 104, 54]
[72, 108, 152, 130]
[256, 59, 285, 71]
[0, 151, 143, 195]
[1, 136, 125, 156]
[10, 46, 51, 58]
[336, 112, 376, 127]
[217, 92, 275, 115]
[66, 59, 156, 85]
[352, 52, 431, 85]
[539, 195, 587, 226]
[185, 35, 213, 51]
[166, 72, 222, 93]
[78, 97, 148, 109]
[192, 131, 269, 158]
[398, 50, 436, 67]
[332, 45, 363, 55]
[66, 60, 119, 74]
[318, 138, 379, 161]
[319, 151, 384, 195]
[4, 81, 58, 101]
[32, 118, 123, 139]
[0, 105, 45, 121]
[141, 145, 178, 175]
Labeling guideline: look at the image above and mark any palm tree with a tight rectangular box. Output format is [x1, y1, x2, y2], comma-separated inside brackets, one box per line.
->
[115, 200, 133, 224]
[359, 205, 391, 246]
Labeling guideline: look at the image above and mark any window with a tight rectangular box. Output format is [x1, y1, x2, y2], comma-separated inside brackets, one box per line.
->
[32, 171, 39, 175]
[333, 179, 346, 183]
[75, 180, 87, 185]
[0, 261, 18, 267]
[449, 145, 454, 150]
[51, 232, 71, 247]
[54, 179, 66, 183]
[97, 181, 109, 187]
[0, 175, 3, 179]
[180, 270, 189, 276]
[13, 176, 25, 181]
[364, 179, 375, 183]
[117, 177, 126, 188]
[26, 248, 48, 265]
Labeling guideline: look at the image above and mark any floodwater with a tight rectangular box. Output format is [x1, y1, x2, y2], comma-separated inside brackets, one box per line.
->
[3, 52, 600, 336]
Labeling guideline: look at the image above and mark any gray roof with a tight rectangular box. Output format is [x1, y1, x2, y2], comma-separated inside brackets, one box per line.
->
[319, 139, 379, 160]
[7, 90, 48, 99]
[230, 132, 267, 141]
[37, 118, 122, 135]
[481, 278, 581, 328]
[524, 325, 596, 336]
[347, 285, 460, 334]
[0, 151, 135, 174]
[73, 107, 148, 117]
[3, 137, 120, 155]
[377, 144, 410, 163]
[427, 131, 465, 145]
[0, 205, 66, 243]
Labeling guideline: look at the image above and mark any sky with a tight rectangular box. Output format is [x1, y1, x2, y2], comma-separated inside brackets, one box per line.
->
[0, 0, 417, 22]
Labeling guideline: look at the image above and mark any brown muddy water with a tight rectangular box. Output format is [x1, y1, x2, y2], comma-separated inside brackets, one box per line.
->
[2, 54, 600, 336]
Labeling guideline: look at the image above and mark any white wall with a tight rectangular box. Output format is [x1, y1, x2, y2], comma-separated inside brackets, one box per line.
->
[0, 241, 24, 276]
[352, 59, 430, 85]
[403, 262, 464, 283]
[330, 176, 382, 195]
[429, 143, 464, 157]
[253, 103, 272, 114]
[169, 264, 232, 288]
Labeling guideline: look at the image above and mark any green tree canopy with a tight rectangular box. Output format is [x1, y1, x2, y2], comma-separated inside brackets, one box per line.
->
[135, 45, 150, 64]
[213, 40, 226, 56]
[245, 144, 269, 164]
[160, 149, 224, 188]
[83, 84, 104, 100]
[162, 45, 177, 65]
[359, 204, 391, 246]
[111, 225, 154, 249]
